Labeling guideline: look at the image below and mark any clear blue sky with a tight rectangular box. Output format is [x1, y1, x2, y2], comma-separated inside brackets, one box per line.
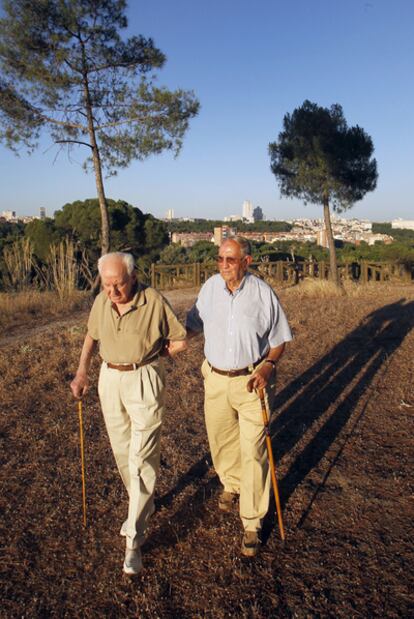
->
[1, 0, 413, 222]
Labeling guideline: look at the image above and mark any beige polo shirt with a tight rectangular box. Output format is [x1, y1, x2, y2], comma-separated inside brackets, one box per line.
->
[87, 285, 186, 364]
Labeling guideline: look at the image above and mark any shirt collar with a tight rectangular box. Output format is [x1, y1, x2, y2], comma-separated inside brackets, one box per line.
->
[223, 272, 250, 295]
[130, 283, 146, 308]
[110, 283, 145, 313]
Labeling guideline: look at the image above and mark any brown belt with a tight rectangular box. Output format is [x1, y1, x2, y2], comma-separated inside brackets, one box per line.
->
[208, 356, 265, 378]
[106, 357, 158, 372]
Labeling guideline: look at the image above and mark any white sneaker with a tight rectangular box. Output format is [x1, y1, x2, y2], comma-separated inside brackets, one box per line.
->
[123, 547, 143, 576]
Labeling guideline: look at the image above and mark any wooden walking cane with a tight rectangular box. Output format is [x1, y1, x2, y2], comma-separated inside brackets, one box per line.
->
[78, 399, 87, 527]
[258, 388, 285, 541]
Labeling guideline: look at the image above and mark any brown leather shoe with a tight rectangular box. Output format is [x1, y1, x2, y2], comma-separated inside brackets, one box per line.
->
[218, 491, 237, 512]
[241, 531, 260, 557]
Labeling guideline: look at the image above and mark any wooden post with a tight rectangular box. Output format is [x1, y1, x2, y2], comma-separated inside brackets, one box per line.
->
[276, 261, 283, 282]
[151, 263, 156, 289]
[361, 260, 368, 283]
[344, 262, 349, 280]
[319, 261, 325, 280]
[309, 260, 315, 278]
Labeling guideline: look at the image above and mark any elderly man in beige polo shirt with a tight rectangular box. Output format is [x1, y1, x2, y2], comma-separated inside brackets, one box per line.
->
[71, 252, 186, 576]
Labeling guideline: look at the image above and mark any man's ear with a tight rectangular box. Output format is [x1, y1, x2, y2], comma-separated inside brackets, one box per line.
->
[245, 255, 253, 266]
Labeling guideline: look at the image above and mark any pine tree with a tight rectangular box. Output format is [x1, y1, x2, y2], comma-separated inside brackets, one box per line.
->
[0, 0, 199, 254]
[269, 100, 377, 285]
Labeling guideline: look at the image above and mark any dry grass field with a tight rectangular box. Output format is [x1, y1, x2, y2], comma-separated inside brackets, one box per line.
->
[1, 282, 413, 618]
[0, 290, 89, 338]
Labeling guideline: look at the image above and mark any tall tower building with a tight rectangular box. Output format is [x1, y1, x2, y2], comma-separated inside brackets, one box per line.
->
[39, 207, 46, 220]
[165, 208, 174, 220]
[253, 206, 263, 222]
[242, 200, 253, 223]
[316, 228, 329, 248]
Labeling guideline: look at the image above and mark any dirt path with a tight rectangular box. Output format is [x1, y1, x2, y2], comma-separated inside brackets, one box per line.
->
[1, 283, 413, 617]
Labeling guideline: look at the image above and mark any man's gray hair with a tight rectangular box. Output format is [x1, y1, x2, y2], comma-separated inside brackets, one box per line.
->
[97, 252, 135, 275]
[233, 236, 252, 257]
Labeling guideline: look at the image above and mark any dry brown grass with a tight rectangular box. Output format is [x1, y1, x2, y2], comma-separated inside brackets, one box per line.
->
[1, 282, 413, 617]
[0, 289, 89, 336]
[285, 277, 413, 299]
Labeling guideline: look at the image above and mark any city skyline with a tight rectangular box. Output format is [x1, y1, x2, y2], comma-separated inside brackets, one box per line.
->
[1, 0, 413, 222]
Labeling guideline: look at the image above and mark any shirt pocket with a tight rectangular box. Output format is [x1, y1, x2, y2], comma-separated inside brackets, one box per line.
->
[241, 308, 268, 337]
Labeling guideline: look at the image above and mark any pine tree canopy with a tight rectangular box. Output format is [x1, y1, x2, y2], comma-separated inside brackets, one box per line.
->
[0, 0, 200, 175]
[269, 100, 378, 212]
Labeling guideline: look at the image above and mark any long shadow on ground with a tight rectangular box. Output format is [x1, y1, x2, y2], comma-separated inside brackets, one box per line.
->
[150, 299, 414, 549]
[262, 298, 414, 540]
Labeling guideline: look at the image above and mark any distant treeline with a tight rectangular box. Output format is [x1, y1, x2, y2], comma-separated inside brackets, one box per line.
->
[0, 199, 168, 289]
[159, 237, 414, 267]
[166, 220, 293, 233]
[372, 223, 414, 243]
[1, 202, 413, 291]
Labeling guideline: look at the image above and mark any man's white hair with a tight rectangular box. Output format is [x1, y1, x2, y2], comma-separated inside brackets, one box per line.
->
[221, 236, 252, 257]
[97, 252, 135, 275]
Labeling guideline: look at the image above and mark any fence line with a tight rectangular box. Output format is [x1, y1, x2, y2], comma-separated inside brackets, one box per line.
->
[149, 260, 413, 290]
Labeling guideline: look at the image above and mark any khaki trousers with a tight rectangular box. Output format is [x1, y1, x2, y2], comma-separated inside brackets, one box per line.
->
[202, 359, 274, 533]
[98, 361, 165, 549]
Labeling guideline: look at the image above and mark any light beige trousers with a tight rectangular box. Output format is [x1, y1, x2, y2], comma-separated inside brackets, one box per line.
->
[202, 359, 274, 533]
[98, 361, 165, 549]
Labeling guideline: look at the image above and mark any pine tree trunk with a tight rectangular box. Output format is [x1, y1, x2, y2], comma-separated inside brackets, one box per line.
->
[323, 197, 340, 286]
[91, 145, 110, 255]
[81, 41, 110, 256]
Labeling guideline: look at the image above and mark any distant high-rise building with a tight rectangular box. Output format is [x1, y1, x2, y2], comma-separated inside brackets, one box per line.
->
[253, 206, 263, 222]
[242, 200, 253, 222]
[165, 208, 175, 220]
[40, 207, 46, 220]
[316, 228, 329, 248]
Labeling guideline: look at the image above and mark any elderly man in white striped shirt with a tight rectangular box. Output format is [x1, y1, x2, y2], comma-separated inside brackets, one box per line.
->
[186, 237, 292, 557]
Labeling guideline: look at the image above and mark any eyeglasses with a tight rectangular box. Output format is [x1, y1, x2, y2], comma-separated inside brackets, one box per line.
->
[216, 256, 244, 265]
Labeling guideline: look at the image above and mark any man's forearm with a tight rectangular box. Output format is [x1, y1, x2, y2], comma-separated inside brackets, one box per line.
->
[76, 334, 97, 375]
[71, 334, 97, 399]
[247, 343, 287, 392]
[265, 343, 286, 365]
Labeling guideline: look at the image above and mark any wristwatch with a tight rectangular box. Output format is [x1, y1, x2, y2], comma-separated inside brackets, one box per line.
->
[264, 359, 276, 367]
